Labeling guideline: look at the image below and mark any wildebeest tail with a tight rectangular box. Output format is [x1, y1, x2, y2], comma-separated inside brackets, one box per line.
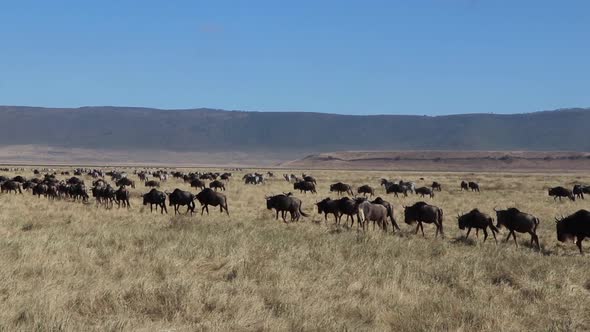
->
[489, 218, 499, 232]
[438, 208, 444, 233]
[533, 217, 540, 232]
[298, 203, 309, 217]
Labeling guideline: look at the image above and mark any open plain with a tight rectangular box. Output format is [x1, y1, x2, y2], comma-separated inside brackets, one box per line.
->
[0, 168, 589, 331]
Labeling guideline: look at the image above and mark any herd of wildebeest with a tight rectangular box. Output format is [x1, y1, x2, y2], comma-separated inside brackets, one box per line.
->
[0, 168, 589, 254]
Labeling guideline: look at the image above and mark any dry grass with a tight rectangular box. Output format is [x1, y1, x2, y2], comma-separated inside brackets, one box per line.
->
[0, 169, 589, 331]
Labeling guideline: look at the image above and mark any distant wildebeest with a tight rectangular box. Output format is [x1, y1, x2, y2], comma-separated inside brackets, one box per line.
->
[32, 183, 48, 198]
[196, 188, 229, 215]
[143, 188, 168, 214]
[115, 186, 131, 208]
[415, 186, 434, 198]
[244, 174, 264, 185]
[209, 180, 226, 191]
[460, 181, 469, 191]
[69, 183, 89, 202]
[494, 208, 540, 249]
[294, 180, 316, 194]
[145, 180, 160, 188]
[66, 177, 84, 186]
[190, 179, 207, 190]
[266, 193, 308, 222]
[548, 186, 575, 201]
[385, 183, 408, 197]
[431, 181, 442, 191]
[468, 181, 480, 192]
[330, 182, 353, 196]
[220, 173, 231, 181]
[336, 197, 359, 226]
[316, 197, 340, 223]
[573, 185, 585, 199]
[357, 185, 375, 197]
[302, 174, 317, 184]
[167, 189, 196, 215]
[12, 175, 26, 183]
[371, 197, 400, 232]
[1, 180, 22, 194]
[398, 181, 415, 193]
[355, 197, 388, 231]
[116, 177, 135, 189]
[555, 209, 590, 254]
[457, 209, 498, 243]
[404, 202, 444, 237]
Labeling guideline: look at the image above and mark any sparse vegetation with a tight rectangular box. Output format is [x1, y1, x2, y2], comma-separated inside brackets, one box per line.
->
[0, 168, 589, 331]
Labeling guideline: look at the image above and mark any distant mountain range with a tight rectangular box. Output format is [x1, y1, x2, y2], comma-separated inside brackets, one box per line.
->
[0, 106, 588, 152]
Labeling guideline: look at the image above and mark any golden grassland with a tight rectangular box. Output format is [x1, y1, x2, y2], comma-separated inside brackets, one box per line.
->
[0, 169, 589, 331]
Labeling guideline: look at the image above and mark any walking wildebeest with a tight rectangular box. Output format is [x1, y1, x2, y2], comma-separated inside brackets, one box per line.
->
[143, 188, 168, 214]
[399, 181, 415, 194]
[266, 193, 308, 222]
[190, 179, 206, 190]
[371, 197, 400, 232]
[294, 181, 317, 194]
[457, 209, 498, 243]
[494, 208, 540, 249]
[548, 186, 575, 201]
[1, 180, 22, 194]
[385, 183, 408, 197]
[555, 209, 590, 254]
[316, 197, 340, 223]
[115, 186, 131, 208]
[336, 197, 359, 226]
[468, 181, 480, 192]
[209, 180, 226, 191]
[302, 175, 317, 184]
[415, 186, 434, 198]
[404, 202, 444, 237]
[330, 182, 353, 196]
[167, 189, 196, 215]
[431, 181, 442, 191]
[573, 185, 586, 200]
[357, 185, 375, 197]
[355, 198, 388, 231]
[460, 181, 469, 191]
[116, 177, 135, 188]
[195, 188, 229, 215]
[145, 180, 160, 188]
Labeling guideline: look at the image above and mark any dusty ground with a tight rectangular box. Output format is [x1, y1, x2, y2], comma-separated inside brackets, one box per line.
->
[0, 168, 589, 331]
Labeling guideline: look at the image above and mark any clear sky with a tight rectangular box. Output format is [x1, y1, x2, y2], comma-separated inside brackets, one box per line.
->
[0, 0, 588, 115]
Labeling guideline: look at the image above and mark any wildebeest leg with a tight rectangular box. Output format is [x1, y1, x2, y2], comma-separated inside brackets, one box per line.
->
[491, 228, 498, 244]
[531, 233, 540, 250]
[275, 210, 279, 220]
[482, 228, 488, 242]
[576, 237, 584, 254]
[415, 223, 420, 234]
[201, 205, 206, 215]
[505, 231, 512, 243]
[420, 223, 425, 237]
[162, 204, 167, 214]
[465, 227, 472, 239]
[205, 205, 210, 215]
[511, 231, 518, 247]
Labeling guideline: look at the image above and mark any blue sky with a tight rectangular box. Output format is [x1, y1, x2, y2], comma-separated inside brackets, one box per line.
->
[0, 0, 588, 115]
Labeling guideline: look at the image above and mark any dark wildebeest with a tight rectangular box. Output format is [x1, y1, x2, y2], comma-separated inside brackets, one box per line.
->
[46, 185, 58, 200]
[337, 197, 359, 226]
[1, 180, 22, 194]
[316, 197, 340, 223]
[220, 173, 231, 181]
[195, 188, 229, 216]
[70, 183, 89, 202]
[404, 202, 444, 237]
[32, 183, 48, 198]
[190, 179, 207, 190]
[355, 198, 388, 231]
[460, 181, 469, 191]
[431, 181, 442, 191]
[385, 183, 408, 197]
[399, 181, 415, 194]
[468, 181, 480, 192]
[415, 186, 434, 198]
[357, 185, 375, 197]
[302, 175, 317, 184]
[167, 189, 196, 215]
[12, 175, 26, 183]
[548, 186, 575, 201]
[294, 181, 316, 194]
[143, 188, 167, 214]
[457, 209, 498, 243]
[371, 197, 400, 232]
[573, 185, 585, 200]
[209, 180, 226, 192]
[266, 193, 308, 222]
[66, 177, 84, 185]
[116, 177, 135, 189]
[115, 186, 131, 208]
[145, 180, 160, 188]
[494, 208, 540, 249]
[330, 182, 353, 196]
[555, 209, 590, 254]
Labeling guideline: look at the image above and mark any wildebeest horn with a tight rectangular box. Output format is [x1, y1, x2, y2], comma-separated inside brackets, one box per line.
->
[493, 207, 499, 212]
[554, 217, 560, 223]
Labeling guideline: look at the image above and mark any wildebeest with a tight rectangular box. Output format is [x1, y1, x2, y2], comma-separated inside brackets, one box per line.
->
[330, 182, 353, 196]
[371, 197, 400, 232]
[195, 188, 229, 215]
[431, 181, 442, 191]
[548, 186, 575, 201]
[468, 181, 480, 192]
[167, 189, 196, 215]
[555, 209, 590, 254]
[356, 198, 388, 231]
[404, 202, 444, 237]
[302, 174, 317, 184]
[460, 181, 469, 191]
[209, 180, 226, 191]
[266, 193, 308, 222]
[1, 180, 22, 194]
[116, 177, 135, 189]
[294, 180, 316, 194]
[143, 188, 168, 214]
[385, 183, 408, 197]
[336, 197, 359, 226]
[32, 183, 48, 198]
[398, 181, 415, 194]
[69, 183, 89, 202]
[573, 185, 585, 199]
[244, 174, 264, 185]
[357, 185, 375, 197]
[415, 187, 434, 198]
[190, 179, 207, 190]
[115, 186, 131, 208]
[12, 175, 26, 183]
[315, 197, 340, 223]
[145, 180, 160, 188]
[457, 209, 498, 243]
[494, 208, 540, 249]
